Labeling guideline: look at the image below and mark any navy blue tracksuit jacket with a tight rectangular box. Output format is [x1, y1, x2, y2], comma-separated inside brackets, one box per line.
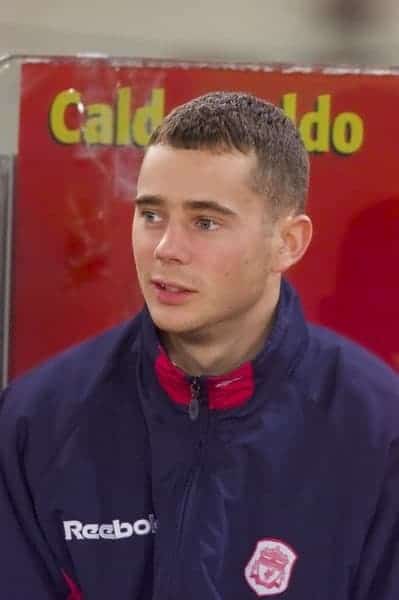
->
[1, 280, 399, 599]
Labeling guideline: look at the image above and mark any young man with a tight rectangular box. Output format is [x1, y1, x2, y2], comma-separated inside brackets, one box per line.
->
[1, 92, 398, 599]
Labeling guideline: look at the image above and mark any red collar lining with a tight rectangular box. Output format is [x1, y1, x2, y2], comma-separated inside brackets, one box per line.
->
[155, 348, 254, 411]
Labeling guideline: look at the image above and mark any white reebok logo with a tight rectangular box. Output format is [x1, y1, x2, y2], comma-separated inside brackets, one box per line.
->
[63, 514, 157, 540]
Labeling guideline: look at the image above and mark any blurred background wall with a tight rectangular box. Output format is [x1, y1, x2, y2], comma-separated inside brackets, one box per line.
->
[1, 0, 399, 66]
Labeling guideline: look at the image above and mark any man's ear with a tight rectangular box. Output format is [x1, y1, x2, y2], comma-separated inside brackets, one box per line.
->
[271, 213, 313, 273]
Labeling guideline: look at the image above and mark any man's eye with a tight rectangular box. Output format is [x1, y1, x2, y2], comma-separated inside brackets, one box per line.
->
[141, 210, 161, 223]
[196, 218, 219, 231]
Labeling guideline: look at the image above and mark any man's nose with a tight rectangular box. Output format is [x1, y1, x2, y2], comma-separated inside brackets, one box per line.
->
[154, 224, 191, 264]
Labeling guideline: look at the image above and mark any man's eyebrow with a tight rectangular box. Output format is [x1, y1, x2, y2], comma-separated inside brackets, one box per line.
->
[135, 195, 236, 217]
[184, 200, 236, 217]
[135, 194, 163, 207]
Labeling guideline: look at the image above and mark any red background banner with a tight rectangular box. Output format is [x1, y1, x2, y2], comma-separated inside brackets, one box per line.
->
[12, 60, 399, 376]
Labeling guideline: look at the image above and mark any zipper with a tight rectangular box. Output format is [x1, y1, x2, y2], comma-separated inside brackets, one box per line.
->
[188, 377, 201, 421]
[167, 377, 210, 598]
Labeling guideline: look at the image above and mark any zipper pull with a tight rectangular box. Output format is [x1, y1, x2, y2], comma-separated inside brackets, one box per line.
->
[188, 378, 201, 421]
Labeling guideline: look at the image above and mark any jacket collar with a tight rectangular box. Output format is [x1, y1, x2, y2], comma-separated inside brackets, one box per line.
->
[139, 278, 309, 414]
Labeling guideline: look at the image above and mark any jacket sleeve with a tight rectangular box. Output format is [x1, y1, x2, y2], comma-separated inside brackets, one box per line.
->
[0, 387, 74, 599]
[352, 437, 399, 599]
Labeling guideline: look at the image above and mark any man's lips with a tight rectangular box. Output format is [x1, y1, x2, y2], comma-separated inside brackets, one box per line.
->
[150, 278, 196, 293]
[150, 278, 196, 306]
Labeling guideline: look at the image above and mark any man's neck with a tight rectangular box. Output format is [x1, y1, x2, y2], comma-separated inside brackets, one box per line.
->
[160, 284, 280, 376]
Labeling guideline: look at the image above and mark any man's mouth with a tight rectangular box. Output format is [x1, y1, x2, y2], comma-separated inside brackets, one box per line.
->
[151, 279, 194, 293]
[149, 279, 197, 305]
[156, 283, 185, 293]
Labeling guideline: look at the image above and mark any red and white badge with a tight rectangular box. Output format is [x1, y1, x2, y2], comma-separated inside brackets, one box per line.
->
[245, 538, 298, 596]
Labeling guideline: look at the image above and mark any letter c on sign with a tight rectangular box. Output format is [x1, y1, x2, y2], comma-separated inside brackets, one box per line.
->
[49, 89, 82, 144]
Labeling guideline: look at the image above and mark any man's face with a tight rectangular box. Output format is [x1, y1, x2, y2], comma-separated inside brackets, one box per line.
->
[132, 145, 281, 338]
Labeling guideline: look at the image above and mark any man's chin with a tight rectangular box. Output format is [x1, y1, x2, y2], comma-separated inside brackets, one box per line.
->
[147, 305, 198, 335]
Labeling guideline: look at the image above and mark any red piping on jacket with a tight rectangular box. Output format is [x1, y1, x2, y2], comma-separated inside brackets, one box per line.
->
[62, 570, 83, 600]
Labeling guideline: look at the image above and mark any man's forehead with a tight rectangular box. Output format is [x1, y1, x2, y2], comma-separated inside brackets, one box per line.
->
[138, 144, 259, 197]
[140, 143, 256, 171]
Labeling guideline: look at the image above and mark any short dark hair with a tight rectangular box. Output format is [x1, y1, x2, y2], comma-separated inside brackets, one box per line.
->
[148, 91, 309, 215]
